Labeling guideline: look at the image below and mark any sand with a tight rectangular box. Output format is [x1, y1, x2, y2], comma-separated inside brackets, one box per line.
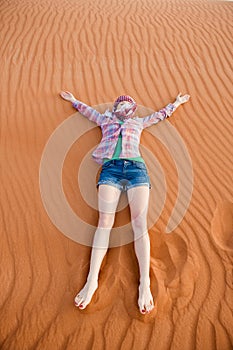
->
[0, 0, 232, 349]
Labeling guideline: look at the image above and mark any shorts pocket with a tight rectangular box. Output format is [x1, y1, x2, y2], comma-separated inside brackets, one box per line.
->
[134, 161, 146, 170]
[102, 161, 114, 169]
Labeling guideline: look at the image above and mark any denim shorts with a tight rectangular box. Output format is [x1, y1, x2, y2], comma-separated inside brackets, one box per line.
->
[97, 159, 151, 192]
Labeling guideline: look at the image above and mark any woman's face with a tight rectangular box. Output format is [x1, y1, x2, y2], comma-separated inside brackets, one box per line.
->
[115, 101, 132, 112]
[114, 101, 136, 120]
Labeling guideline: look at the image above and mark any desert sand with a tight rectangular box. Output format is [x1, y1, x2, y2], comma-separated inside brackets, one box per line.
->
[0, 0, 232, 349]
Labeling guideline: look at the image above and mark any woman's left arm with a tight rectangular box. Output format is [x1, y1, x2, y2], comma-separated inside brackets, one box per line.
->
[142, 93, 190, 129]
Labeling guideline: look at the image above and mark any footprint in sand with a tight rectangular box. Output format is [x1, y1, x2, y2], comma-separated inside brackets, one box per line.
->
[150, 233, 199, 311]
[211, 201, 233, 252]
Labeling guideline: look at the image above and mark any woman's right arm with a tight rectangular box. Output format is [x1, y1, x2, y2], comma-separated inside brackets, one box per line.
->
[60, 91, 106, 126]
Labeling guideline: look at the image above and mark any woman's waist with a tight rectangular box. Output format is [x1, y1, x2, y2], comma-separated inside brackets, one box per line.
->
[103, 158, 145, 166]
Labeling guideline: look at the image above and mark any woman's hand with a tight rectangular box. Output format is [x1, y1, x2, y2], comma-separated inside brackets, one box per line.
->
[60, 91, 76, 103]
[175, 92, 190, 105]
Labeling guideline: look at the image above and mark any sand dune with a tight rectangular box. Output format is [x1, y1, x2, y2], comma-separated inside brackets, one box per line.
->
[0, 0, 232, 349]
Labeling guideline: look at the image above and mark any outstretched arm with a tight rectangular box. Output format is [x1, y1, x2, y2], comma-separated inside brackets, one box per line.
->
[142, 93, 190, 129]
[60, 91, 106, 126]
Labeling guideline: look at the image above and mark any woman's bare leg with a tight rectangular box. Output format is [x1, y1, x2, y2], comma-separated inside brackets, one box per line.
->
[75, 184, 121, 309]
[127, 186, 154, 314]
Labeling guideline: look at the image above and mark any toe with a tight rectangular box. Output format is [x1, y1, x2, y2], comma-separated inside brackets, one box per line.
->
[74, 295, 83, 307]
[140, 305, 146, 314]
[79, 302, 87, 309]
[146, 304, 154, 313]
[146, 299, 154, 312]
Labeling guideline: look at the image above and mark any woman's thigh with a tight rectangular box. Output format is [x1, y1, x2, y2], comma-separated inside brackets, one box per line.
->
[127, 186, 150, 236]
[98, 184, 121, 212]
[97, 184, 122, 228]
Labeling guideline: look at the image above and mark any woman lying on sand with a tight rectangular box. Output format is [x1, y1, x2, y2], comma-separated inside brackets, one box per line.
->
[60, 91, 190, 314]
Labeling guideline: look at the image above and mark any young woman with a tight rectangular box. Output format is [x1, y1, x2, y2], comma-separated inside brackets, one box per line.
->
[60, 91, 190, 314]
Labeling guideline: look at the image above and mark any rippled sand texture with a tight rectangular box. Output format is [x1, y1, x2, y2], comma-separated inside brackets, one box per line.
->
[0, 0, 233, 349]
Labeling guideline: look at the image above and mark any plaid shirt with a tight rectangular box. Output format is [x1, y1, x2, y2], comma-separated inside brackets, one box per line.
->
[73, 100, 177, 164]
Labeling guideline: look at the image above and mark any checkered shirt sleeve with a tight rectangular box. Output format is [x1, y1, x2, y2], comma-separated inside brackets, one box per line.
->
[72, 100, 107, 125]
[142, 103, 177, 129]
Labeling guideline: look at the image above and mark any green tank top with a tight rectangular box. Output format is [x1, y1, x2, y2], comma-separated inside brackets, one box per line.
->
[103, 120, 145, 164]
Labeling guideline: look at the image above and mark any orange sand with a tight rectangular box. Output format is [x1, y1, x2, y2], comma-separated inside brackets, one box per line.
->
[0, 0, 233, 349]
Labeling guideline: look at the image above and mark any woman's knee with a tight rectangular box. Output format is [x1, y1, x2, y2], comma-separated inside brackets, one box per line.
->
[98, 212, 115, 229]
[131, 214, 147, 234]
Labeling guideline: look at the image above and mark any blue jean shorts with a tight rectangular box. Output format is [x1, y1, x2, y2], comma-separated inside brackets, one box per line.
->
[97, 159, 151, 192]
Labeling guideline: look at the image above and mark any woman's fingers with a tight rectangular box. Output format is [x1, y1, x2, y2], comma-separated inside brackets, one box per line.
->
[65, 90, 73, 96]
[183, 94, 191, 102]
[60, 91, 73, 101]
[60, 91, 68, 99]
[176, 93, 190, 104]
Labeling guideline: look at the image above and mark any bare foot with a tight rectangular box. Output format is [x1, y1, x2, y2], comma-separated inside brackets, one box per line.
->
[138, 284, 154, 314]
[74, 279, 98, 309]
